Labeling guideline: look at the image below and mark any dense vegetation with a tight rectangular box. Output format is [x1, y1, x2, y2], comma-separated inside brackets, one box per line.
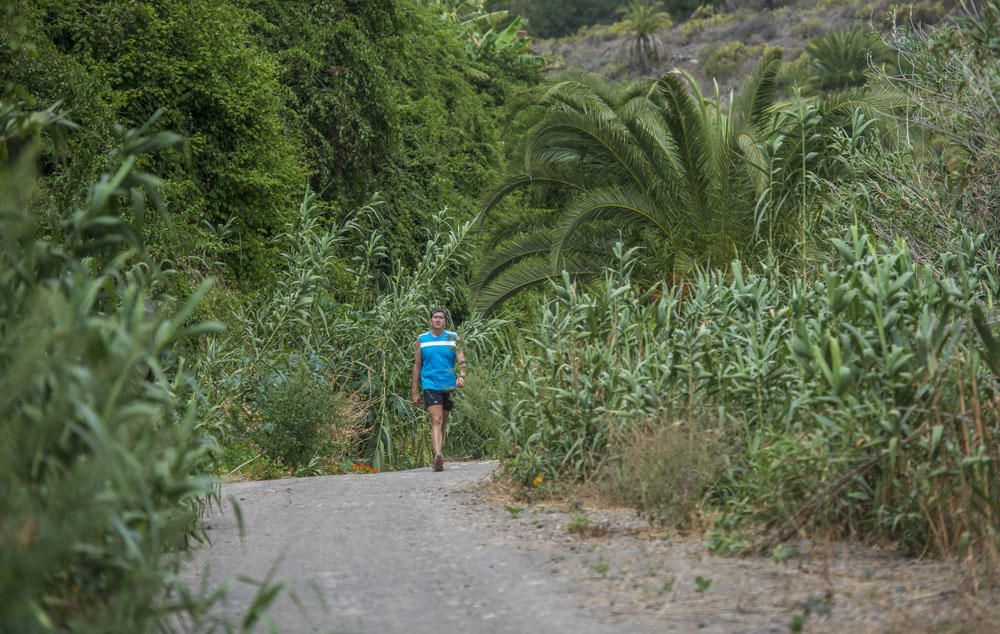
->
[3, 0, 999, 630]
[1, 0, 525, 629]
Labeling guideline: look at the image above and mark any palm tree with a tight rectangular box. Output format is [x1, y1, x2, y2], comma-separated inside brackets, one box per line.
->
[472, 50, 783, 313]
[614, 1, 673, 74]
[472, 49, 890, 314]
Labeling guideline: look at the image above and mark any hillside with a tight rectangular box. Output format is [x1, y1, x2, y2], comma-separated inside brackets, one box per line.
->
[533, 0, 955, 92]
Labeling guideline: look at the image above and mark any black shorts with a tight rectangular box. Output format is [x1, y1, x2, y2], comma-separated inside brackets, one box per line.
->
[423, 389, 454, 411]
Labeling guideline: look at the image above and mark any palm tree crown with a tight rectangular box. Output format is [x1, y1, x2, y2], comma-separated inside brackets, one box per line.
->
[473, 50, 785, 314]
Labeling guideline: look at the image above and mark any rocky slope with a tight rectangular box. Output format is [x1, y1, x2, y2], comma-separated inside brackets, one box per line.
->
[532, 0, 954, 93]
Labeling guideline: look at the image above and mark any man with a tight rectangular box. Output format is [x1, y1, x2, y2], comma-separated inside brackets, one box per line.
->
[411, 307, 466, 472]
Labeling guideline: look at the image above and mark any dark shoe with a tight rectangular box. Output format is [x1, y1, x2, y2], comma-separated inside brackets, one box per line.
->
[432, 453, 444, 472]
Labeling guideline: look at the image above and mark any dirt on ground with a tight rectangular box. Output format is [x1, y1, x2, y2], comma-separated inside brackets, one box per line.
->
[468, 477, 999, 633]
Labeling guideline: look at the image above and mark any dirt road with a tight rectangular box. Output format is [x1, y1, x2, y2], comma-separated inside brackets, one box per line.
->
[183, 460, 988, 633]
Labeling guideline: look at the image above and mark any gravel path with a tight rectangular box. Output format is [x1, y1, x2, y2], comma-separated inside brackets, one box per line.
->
[183, 460, 992, 633]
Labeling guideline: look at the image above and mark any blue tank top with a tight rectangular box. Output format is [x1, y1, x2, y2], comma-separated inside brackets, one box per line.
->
[419, 330, 457, 390]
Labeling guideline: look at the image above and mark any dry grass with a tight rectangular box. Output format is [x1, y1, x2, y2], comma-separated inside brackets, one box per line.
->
[597, 420, 724, 530]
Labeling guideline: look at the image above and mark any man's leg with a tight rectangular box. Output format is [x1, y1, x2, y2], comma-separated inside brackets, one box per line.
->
[441, 408, 449, 451]
[428, 403, 444, 457]
[428, 403, 445, 471]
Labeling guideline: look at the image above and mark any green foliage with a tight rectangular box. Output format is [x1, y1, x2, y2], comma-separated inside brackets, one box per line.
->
[251, 360, 348, 470]
[701, 40, 754, 81]
[196, 189, 359, 472]
[426, 0, 545, 71]
[245, 0, 528, 269]
[497, 245, 676, 485]
[883, 0, 1000, 250]
[35, 0, 307, 282]
[4, 0, 532, 282]
[241, 0, 402, 207]
[0, 102, 283, 632]
[476, 51, 885, 312]
[497, 229, 1000, 557]
[804, 27, 896, 93]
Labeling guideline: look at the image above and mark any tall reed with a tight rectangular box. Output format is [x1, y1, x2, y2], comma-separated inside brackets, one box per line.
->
[498, 229, 999, 561]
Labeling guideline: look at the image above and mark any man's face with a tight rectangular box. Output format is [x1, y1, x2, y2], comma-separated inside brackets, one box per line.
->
[431, 312, 446, 329]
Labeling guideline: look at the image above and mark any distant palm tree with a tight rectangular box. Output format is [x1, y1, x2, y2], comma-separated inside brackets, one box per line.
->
[805, 28, 896, 93]
[614, 0, 673, 73]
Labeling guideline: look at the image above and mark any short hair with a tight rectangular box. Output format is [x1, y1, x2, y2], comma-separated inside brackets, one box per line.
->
[430, 306, 449, 320]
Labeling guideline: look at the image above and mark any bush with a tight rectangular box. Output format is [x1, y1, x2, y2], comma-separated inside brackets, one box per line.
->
[702, 40, 752, 81]
[250, 360, 352, 471]
[244, 0, 527, 270]
[16, 0, 309, 284]
[804, 27, 896, 93]
[496, 247, 676, 487]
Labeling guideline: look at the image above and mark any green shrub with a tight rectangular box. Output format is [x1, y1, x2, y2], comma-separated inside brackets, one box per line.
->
[497, 246, 676, 486]
[250, 360, 348, 470]
[0, 0, 309, 285]
[701, 40, 752, 81]
[244, 0, 527, 270]
[804, 27, 896, 93]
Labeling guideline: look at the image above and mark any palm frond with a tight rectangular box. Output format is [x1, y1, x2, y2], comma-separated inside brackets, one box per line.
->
[527, 109, 653, 198]
[552, 187, 671, 266]
[471, 231, 554, 294]
[479, 173, 536, 220]
[735, 131, 770, 197]
[478, 168, 587, 222]
[650, 73, 715, 218]
[732, 48, 783, 132]
[472, 253, 600, 315]
[814, 86, 907, 125]
[618, 98, 687, 201]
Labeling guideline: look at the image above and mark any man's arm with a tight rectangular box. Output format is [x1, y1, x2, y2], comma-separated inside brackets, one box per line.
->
[411, 339, 422, 406]
[455, 344, 466, 388]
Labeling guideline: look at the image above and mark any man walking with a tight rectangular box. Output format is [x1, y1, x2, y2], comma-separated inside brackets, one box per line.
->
[411, 307, 466, 471]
